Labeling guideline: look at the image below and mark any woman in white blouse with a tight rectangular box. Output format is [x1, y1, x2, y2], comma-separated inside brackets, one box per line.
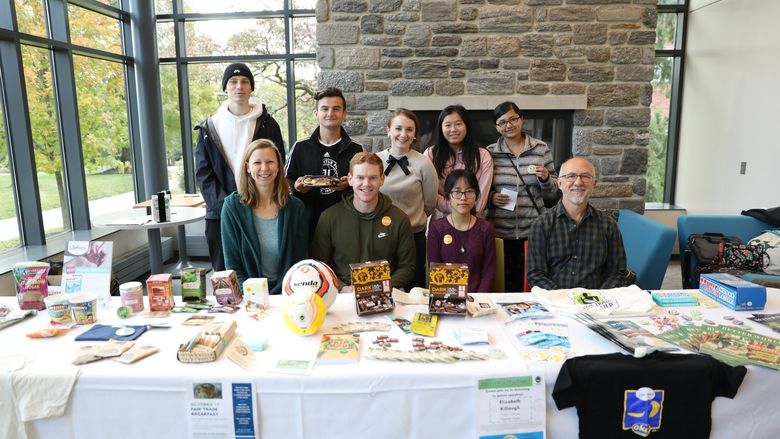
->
[376, 108, 438, 289]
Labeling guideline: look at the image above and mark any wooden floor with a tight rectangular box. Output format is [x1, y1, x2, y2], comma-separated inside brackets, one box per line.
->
[661, 257, 682, 290]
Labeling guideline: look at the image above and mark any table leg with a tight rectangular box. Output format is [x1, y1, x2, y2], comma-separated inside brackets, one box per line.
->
[170, 224, 195, 275]
[147, 228, 163, 274]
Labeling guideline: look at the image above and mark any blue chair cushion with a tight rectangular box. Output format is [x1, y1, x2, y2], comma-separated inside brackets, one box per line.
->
[617, 209, 677, 290]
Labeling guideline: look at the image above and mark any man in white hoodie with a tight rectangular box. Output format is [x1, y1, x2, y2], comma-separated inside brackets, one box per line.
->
[195, 63, 285, 271]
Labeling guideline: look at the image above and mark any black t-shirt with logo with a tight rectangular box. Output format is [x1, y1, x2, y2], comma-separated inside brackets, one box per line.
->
[553, 352, 746, 439]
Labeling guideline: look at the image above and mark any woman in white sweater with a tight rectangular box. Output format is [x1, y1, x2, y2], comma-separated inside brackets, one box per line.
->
[376, 108, 438, 289]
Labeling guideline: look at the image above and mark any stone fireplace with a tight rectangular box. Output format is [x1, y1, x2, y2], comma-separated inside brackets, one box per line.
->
[315, 0, 656, 212]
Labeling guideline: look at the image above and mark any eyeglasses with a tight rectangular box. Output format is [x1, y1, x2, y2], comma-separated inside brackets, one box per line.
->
[450, 190, 477, 199]
[496, 116, 522, 128]
[560, 173, 595, 183]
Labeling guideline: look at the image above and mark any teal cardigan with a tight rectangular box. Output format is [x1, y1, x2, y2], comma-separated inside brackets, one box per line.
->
[220, 192, 308, 294]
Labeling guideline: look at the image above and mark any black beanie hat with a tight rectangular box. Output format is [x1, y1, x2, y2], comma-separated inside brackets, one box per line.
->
[222, 63, 255, 91]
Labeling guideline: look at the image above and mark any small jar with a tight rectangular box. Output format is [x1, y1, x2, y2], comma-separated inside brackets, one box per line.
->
[119, 281, 144, 313]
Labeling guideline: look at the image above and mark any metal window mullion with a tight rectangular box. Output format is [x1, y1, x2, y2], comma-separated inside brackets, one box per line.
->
[663, 5, 689, 205]
[284, 4, 295, 147]
[120, 0, 144, 202]
[161, 53, 310, 64]
[128, 0, 168, 199]
[0, 38, 46, 245]
[68, 0, 127, 20]
[173, 0, 196, 193]
[49, 0, 90, 230]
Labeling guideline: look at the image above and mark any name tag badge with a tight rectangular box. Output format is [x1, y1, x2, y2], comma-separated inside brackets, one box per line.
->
[381, 216, 392, 227]
[443, 234, 453, 245]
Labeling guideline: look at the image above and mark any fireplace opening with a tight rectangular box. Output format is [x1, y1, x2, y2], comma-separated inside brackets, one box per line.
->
[413, 109, 573, 173]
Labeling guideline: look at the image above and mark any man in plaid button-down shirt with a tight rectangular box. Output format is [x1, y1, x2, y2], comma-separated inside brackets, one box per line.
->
[527, 157, 627, 290]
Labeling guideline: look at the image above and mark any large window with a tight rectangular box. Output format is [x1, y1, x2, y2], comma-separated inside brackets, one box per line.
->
[647, 1, 688, 204]
[21, 45, 68, 236]
[156, 0, 319, 193]
[73, 55, 135, 221]
[0, 0, 137, 251]
[0, 79, 21, 250]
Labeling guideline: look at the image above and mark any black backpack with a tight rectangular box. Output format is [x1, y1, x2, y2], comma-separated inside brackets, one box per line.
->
[682, 233, 742, 288]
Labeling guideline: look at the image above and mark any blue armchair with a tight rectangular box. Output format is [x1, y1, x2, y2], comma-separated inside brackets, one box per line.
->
[617, 209, 677, 290]
[677, 215, 780, 288]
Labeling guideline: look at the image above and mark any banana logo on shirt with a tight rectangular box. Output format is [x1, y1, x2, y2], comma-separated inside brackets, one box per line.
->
[623, 387, 664, 437]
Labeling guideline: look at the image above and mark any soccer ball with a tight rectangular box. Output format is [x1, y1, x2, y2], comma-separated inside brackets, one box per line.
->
[281, 259, 338, 309]
[283, 291, 326, 336]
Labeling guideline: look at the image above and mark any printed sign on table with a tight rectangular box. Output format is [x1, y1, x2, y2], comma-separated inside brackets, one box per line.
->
[61, 241, 113, 308]
[186, 382, 258, 439]
[476, 374, 546, 439]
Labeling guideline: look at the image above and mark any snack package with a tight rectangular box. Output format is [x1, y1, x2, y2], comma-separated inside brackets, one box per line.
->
[114, 345, 160, 364]
[96, 339, 135, 358]
[13, 261, 50, 310]
[211, 270, 242, 305]
[73, 345, 103, 365]
[428, 263, 468, 316]
[350, 260, 395, 315]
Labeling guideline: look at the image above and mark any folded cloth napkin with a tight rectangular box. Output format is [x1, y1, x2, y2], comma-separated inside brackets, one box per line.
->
[75, 324, 147, 341]
[1, 355, 81, 439]
[1, 356, 30, 439]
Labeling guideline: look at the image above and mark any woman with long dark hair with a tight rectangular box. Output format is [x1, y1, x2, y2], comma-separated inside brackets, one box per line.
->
[424, 105, 493, 219]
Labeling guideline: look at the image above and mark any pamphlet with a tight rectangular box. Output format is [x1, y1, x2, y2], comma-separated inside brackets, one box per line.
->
[501, 302, 551, 321]
[389, 316, 412, 334]
[0, 309, 37, 331]
[186, 382, 258, 439]
[497, 188, 518, 212]
[269, 358, 316, 375]
[748, 313, 780, 333]
[410, 312, 438, 337]
[658, 324, 780, 370]
[475, 374, 546, 439]
[504, 320, 571, 362]
[317, 334, 360, 364]
[573, 315, 677, 355]
[61, 241, 113, 308]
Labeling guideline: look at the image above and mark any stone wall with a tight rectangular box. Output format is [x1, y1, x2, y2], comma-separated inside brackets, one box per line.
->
[316, 0, 657, 211]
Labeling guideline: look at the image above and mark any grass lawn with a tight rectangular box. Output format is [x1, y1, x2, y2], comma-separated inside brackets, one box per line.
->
[0, 173, 134, 220]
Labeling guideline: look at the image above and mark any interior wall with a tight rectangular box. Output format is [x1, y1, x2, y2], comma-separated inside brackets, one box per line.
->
[675, 0, 780, 214]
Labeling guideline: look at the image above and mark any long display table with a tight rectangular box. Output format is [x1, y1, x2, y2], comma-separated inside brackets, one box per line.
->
[2, 290, 778, 439]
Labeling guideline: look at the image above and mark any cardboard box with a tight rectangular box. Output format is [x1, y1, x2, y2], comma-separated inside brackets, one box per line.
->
[428, 262, 468, 316]
[350, 260, 395, 315]
[211, 270, 243, 305]
[146, 273, 174, 311]
[177, 321, 237, 363]
[698, 273, 766, 311]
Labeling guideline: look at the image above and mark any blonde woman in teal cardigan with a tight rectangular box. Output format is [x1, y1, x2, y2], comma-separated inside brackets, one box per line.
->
[221, 139, 308, 294]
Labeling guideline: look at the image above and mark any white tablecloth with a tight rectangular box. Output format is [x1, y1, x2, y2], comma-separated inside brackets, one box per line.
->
[2, 290, 778, 439]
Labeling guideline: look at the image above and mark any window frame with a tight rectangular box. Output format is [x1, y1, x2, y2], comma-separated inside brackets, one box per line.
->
[156, 0, 316, 193]
[0, 0, 138, 248]
[653, 1, 689, 206]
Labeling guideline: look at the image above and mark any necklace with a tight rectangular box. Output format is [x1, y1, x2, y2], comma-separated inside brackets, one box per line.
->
[448, 215, 474, 254]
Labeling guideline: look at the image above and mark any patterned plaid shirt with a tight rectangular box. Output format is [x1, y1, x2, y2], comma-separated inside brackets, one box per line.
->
[527, 202, 627, 290]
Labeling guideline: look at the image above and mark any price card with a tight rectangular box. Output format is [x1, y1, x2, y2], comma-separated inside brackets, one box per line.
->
[476, 374, 546, 439]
